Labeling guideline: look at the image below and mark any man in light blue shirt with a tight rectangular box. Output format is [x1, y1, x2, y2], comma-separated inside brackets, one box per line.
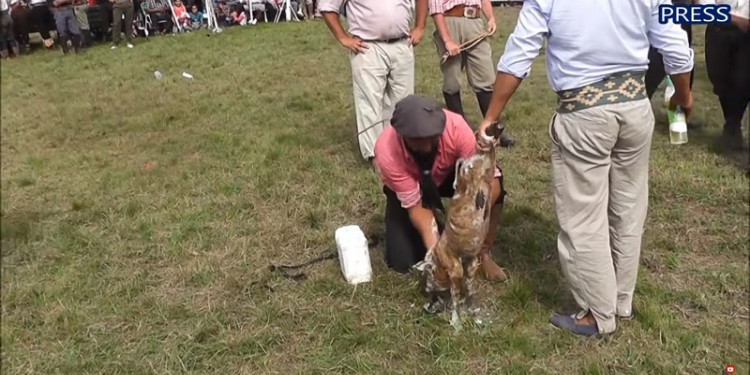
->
[476, 0, 694, 337]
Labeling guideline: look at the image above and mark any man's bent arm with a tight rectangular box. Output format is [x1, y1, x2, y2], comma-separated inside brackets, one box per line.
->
[414, 0, 428, 30]
[432, 14, 453, 43]
[318, 0, 348, 41]
[321, 12, 349, 42]
[482, 0, 548, 123]
[407, 202, 439, 251]
[480, 0, 494, 22]
[647, 0, 694, 108]
[483, 73, 523, 123]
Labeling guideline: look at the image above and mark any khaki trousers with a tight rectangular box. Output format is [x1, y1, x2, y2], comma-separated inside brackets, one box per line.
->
[549, 98, 654, 335]
[350, 39, 414, 160]
[432, 16, 495, 95]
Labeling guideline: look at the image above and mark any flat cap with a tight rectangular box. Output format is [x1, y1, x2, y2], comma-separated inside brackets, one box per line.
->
[390, 95, 446, 138]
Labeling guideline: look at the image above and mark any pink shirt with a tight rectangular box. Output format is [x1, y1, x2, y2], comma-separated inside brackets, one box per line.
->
[373, 110, 501, 209]
[428, 0, 481, 15]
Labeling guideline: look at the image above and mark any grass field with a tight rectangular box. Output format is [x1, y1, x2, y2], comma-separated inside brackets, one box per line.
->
[2, 7, 749, 374]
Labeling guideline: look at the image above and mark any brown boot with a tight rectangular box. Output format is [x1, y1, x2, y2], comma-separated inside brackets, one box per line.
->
[479, 246, 507, 282]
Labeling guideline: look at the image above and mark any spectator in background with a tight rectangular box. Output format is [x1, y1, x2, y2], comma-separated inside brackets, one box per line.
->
[72, 0, 90, 46]
[215, 0, 231, 26]
[29, 0, 54, 48]
[143, 0, 172, 33]
[701, 0, 749, 152]
[230, 5, 245, 24]
[1, 0, 20, 58]
[188, 4, 202, 28]
[50, 0, 83, 54]
[9, 0, 30, 53]
[300, 0, 312, 20]
[172, 0, 190, 28]
[318, 0, 429, 167]
[110, 0, 133, 48]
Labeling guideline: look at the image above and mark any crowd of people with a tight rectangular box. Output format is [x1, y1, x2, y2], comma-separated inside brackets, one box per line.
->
[0, 0, 319, 57]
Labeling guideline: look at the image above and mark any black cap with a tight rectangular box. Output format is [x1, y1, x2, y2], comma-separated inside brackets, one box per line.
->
[390, 95, 446, 138]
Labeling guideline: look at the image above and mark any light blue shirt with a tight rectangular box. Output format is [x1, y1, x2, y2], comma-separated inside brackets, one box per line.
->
[497, 0, 695, 92]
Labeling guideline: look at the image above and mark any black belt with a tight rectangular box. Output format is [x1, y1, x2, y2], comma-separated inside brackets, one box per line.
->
[360, 35, 408, 43]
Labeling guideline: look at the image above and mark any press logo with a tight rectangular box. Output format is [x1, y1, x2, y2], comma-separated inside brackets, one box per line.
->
[658, 4, 732, 24]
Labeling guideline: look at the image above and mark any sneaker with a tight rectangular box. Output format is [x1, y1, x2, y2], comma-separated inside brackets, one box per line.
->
[127, 43, 134, 49]
[111, 45, 118, 50]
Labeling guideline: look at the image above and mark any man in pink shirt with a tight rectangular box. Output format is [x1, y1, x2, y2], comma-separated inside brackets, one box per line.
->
[373, 94, 508, 281]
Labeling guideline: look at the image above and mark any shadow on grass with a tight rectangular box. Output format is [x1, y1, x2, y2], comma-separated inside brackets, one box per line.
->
[493, 204, 576, 313]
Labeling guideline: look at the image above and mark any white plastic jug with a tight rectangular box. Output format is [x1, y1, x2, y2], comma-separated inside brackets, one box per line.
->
[334, 225, 372, 285]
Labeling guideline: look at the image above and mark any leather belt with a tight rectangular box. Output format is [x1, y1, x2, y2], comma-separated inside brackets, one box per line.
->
[360, 35, 409, 43]
[443, 4, 480, 19]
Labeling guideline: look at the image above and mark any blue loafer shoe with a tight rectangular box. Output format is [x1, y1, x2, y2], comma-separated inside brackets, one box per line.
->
[549, 314, 601, 337]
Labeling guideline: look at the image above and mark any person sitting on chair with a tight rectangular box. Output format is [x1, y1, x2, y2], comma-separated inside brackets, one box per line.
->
[188, 4, 202, 28]
[142, 0, 172, 33]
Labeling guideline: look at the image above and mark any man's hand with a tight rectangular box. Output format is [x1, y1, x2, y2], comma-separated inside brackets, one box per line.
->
[475, 120, 494, 152]
[669, 90, 693, 123]
[444, 39, 460, 56]
[409, 27, 424, 46]
[668, 71, 693, 123]
[339, 34, 368, 54]
[486, 17, 496, 35]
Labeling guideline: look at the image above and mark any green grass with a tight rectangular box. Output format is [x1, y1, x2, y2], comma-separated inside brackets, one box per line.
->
[2, 8, 749, 374]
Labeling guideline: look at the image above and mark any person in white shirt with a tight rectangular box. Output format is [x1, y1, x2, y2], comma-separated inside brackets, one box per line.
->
[701, 0, 749, 152]
[476, 0, 693, 337]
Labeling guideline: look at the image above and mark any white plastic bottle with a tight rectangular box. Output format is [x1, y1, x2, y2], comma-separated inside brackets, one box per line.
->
[334, 225, 372, 285]
[668, 107, 688, 145]
[664, 77, 688, 145]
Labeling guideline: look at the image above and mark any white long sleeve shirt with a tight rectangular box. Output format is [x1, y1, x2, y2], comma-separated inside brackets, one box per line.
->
[497, 0, 694, 92]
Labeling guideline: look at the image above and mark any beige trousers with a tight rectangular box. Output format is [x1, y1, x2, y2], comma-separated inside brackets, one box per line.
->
[432, 17, 495, 94]
[350, 39, 414, 160]
[549, 98, 654, 335]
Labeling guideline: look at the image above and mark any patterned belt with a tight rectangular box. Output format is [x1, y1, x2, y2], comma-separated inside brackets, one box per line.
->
[555, 71, 647, 114]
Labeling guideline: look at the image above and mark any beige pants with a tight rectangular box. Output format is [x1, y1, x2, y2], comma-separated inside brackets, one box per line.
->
[432, 16, 495, 95]
[350, 39, 414, 160]
[549, 98, 654, 335]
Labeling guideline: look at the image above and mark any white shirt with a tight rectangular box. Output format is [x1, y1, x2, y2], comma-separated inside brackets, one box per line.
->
[698, 0, 749, 18]
[497, 0, 694, 92]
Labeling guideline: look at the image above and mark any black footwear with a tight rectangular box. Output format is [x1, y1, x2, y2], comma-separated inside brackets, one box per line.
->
[71, 34, 84, 54]
[443, 91, 464, 116]
[60, 37, 71, 54]
[718, 125, 745, 152]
